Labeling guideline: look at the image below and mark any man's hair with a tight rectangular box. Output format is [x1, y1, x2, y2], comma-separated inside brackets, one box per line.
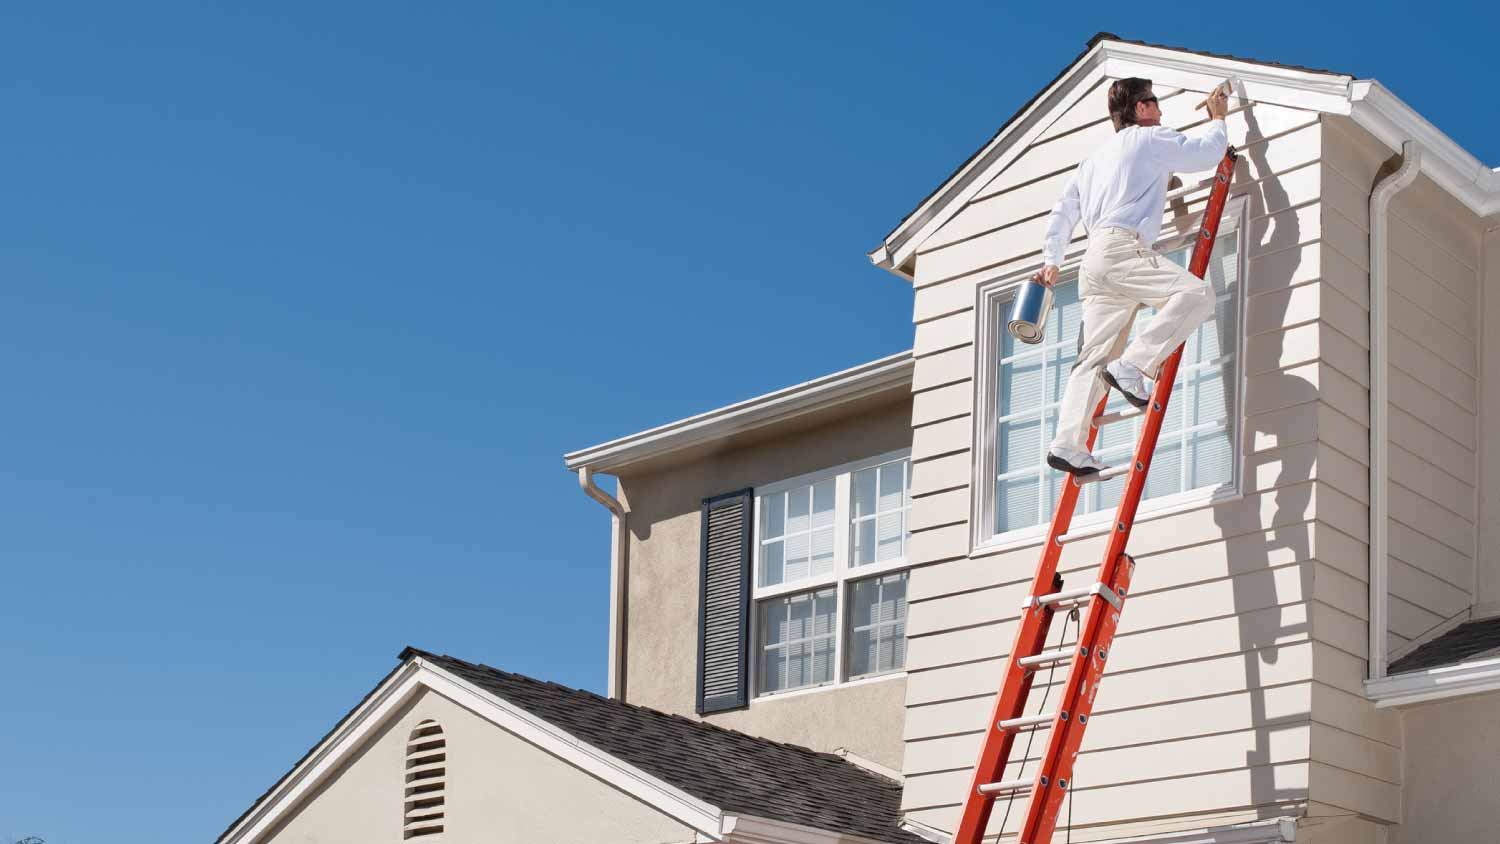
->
[1108, 77, 1154, 131]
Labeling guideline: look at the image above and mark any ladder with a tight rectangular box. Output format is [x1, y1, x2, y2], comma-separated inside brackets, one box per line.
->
[952, 146, 1239, 844]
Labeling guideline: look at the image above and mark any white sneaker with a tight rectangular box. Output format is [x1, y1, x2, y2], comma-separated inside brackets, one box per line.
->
[1047, 446, 1109, 476]
[1103, 359, 1153, 408]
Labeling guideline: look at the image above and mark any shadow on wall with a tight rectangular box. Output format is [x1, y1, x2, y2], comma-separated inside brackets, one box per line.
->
[1212, 103, 1314, 816]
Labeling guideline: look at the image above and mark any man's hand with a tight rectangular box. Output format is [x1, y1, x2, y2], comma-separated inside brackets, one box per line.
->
[1206, 86, 1230, 120]
[1031, 265, 1059, 287]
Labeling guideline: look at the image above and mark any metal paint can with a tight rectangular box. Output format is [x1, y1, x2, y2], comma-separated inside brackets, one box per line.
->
[1007, 280, 1054, 345]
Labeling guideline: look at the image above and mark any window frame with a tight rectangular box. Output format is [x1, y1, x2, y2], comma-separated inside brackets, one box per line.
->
[749, 448, 912, 700]
[971, 196, 1250, 553]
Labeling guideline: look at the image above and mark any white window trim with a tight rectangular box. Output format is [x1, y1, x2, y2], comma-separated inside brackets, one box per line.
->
[749, 448, 912, 700]
[970, 197, 1250, 554]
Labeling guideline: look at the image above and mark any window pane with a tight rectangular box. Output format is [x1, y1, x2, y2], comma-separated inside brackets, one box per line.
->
[853, 518, 876, 566]
[876, 512, 904, 562]
[760, 540, 784, 587]
[1000, 415, 1042, 475]
[853, 466, 877, 519]
[997, 473, 1039, 534]
[784, 531, 811, 582]
[1001, 353, 1043, 418]
[811, 527, 835, 577]
[762, 492, 785, 540]
[878, 464, 904, 512]
[812, 479, 835, 527]
[787, 486, 810, 534]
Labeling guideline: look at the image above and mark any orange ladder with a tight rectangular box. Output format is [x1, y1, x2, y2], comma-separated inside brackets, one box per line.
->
[952, 146, 1239, 844]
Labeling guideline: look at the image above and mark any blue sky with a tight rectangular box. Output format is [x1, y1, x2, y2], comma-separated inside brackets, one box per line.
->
[0, 3, 1492, 842]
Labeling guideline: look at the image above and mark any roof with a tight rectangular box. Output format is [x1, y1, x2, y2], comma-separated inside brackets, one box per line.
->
[401, 648, 926, 843]
[563, 350, 913, 474]
[1389, 616, 1500, 674]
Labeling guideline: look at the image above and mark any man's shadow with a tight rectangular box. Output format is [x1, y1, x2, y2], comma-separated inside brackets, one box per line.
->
[1207, 102, 1317, 818]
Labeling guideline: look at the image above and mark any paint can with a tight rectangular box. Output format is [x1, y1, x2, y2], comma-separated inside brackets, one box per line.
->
[1007, 280, 1054, 345]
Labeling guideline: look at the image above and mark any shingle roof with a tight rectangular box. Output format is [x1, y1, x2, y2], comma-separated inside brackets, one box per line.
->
[403, 648, 925, 843]
[1389, 616, 1500, 674]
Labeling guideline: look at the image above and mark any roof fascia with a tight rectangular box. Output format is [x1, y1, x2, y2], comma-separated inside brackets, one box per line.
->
[871, 40, 1358, 277]
[222, 659, 727, 844]
[1364, 654, 1500, 708]
[1349, 80, 1500, 217]
[563, 351, 914, 474]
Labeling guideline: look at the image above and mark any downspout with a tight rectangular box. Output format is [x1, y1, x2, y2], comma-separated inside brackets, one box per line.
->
[578, 466, 629, 698]
[1368, 140, 1422, 681]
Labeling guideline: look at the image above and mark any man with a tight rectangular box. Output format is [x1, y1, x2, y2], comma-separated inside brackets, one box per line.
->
[1035, 77, 1231, 475]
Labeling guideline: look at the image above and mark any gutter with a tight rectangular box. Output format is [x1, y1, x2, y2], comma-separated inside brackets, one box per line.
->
[1367, 140, 1423, 681]
[578, 466, 630, 699]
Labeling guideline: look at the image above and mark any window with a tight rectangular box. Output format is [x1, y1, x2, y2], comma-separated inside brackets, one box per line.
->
[976, 199, 1247, 547]
[752, 451, 911, 697]
[403, 720, 446, 839]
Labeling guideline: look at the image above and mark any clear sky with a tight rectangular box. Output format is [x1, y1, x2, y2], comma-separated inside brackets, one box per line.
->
[1, 3, 1492, 842]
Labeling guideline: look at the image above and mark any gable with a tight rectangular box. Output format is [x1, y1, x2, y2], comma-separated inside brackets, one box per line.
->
[911, 84, 1326, 290]
[260, 687, 694, 844]
[871, 34, 1498, 279]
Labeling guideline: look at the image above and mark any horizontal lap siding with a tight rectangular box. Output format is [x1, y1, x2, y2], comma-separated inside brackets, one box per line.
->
[901, 84, 1329, 834]
[1322, 118, 1480, 660]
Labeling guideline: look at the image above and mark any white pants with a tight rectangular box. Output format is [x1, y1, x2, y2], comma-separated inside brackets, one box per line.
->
[1050, 227, 1216, 453]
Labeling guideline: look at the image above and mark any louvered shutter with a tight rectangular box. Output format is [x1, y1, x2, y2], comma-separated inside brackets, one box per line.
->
[697, 488, 752, 714]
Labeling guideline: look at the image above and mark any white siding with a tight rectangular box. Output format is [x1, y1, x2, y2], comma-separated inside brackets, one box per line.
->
[900, 79, 1342, 837]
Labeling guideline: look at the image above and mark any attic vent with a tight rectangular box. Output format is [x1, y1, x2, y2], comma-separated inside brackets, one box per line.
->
[403, 720, 446, 839]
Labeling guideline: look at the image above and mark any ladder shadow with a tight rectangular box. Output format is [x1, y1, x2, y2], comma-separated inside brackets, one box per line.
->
[1209, 102, 1317, 817]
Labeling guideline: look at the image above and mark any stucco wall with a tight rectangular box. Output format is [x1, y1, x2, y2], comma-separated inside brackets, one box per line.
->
[262, 687, 696, 844]
[1392, 690, 1500, 843]
[616, 395, 913, 770]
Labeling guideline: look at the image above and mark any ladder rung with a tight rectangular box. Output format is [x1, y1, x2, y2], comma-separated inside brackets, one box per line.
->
[1074, 463, 1132, 485]
[1018, 648, 1075, 668]
[977, 778, 1033, 796]
[1027, 582, 1123, 612]
[998, 712, 1055, 730]
[1092, 405, 1144, 427]
[1055, 522, 1111, 546]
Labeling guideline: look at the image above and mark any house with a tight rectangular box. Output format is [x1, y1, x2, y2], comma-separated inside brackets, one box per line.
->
[219, 33, 1500, 844]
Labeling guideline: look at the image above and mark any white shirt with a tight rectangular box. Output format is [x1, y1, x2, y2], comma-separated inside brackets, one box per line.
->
[1040, 119, 1228, 267]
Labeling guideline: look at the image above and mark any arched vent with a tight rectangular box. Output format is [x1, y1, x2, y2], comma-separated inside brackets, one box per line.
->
[403, 720, 446, 838]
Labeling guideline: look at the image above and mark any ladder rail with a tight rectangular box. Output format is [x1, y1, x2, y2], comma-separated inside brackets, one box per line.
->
[953, 146, 1239, 844]
[1018, 148, 1241, 844]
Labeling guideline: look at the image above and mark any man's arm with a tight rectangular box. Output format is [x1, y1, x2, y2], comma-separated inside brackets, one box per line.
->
[1034, 170, 1081, 286]
[1147, 88, 1231, 173]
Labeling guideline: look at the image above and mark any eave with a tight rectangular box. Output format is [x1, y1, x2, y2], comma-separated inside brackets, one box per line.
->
[563, 351, 914, 475]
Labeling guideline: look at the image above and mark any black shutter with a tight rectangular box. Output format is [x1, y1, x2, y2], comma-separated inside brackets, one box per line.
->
[697, 488, 753, 714]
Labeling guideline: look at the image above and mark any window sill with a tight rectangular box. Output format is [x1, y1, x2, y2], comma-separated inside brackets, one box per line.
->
[750, 670, 906, 705]
[971, 483, 1241, 559]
